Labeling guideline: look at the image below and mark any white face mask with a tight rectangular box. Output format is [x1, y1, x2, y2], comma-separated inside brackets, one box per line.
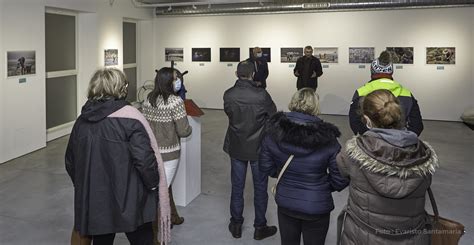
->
[173, 78, 182, 92]
[256, 52, 263, 58]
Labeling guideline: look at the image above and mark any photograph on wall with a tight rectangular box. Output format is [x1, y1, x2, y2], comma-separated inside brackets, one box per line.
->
[426, 47, 455, 65]
[7, 51, 36, 77]
[165, 48, 184, 62]
[104, 49, 118, 66]
[220, 48, 240, 62]
[349, 47, 375, 64]
[280, 47, 303, 63]
[313, 47, 338, 63]
[248, 47, 271, 62]
[386, 47, 414, 64]
[192, 48, 211, 62]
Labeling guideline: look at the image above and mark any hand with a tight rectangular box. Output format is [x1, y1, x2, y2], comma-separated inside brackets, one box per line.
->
[294, 71, 299, 77]
[311, 71, 317, 78]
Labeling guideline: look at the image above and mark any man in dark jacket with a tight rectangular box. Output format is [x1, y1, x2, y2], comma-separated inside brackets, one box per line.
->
[247, 47, 269, 89]
[223, 61, 277, 240]
[349, 51, 424, 136]
[293, 46, 323, 90]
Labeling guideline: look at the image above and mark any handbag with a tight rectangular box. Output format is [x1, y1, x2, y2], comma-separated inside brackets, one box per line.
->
[271, 155, 294, 196]
[427, 187, 465, 245]
[71, 229, 91, 245]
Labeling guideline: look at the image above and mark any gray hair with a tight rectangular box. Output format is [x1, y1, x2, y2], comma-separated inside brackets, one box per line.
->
[288, 88, 320, 116]
[87, 68, 128, 100]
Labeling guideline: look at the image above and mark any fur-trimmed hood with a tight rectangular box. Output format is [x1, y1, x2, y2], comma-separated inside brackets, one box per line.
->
[344, 129, 439, 198]
[266, 111, 341, 156]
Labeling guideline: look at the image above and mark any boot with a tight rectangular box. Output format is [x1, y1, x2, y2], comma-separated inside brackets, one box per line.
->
[228, 221, 242, 239]
[254, 225, 278, 240]
[169, 186, 184, 225]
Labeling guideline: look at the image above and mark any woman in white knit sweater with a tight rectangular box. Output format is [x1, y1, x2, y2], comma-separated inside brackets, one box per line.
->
[142, 67, 192, 231]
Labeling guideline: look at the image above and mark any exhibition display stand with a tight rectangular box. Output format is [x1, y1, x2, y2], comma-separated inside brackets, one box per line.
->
[172, 99, 204, 207]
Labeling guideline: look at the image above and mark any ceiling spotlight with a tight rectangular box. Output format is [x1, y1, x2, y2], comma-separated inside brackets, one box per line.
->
[192, 4, 197, 10]
[167, 5, 172, 11]
[259, 0, 264, 6]
[208, 3, 211, 9]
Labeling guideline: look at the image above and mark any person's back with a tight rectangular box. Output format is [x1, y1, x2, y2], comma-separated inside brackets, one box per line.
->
[349, 51, 423, 136]
[337, 89, 438, 245]
[66, 68, 171, 244]
[259, 88, 348, 245]
[223, 61, 277, 240]
[223, 64, 275, 160]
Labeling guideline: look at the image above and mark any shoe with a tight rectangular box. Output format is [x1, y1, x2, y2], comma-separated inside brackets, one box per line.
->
[254, 225, 277, 240]
[228, 222, 242, 238]
[172, 216, 184, 225]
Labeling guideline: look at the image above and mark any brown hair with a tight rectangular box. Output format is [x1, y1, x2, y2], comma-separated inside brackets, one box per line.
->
[362, 89, 403, 129]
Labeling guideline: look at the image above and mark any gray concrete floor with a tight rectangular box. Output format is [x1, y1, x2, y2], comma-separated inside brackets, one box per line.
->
[0, 109, 472, 245]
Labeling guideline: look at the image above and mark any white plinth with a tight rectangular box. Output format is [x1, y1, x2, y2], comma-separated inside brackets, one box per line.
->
[172, 116, 201, 207]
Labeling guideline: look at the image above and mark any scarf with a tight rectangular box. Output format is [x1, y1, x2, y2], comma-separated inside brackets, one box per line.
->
[109, 105, 171, 244]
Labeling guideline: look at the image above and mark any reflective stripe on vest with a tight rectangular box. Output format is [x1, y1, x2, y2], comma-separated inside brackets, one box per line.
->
[357, 78, 412, 97]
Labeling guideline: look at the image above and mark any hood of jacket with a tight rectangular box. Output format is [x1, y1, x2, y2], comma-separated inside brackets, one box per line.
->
[266, 111, 341, 156]
[344, 128, 438, 198]
[79, 98, 129, 122]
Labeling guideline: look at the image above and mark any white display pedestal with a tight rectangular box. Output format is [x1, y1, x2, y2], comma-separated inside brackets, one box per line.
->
[172, 116, 201, 207]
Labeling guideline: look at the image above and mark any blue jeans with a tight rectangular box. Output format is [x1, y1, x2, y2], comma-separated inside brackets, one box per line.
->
[230, 158, 269, 227]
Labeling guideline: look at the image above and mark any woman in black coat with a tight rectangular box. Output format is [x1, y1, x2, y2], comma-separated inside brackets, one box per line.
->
[65, 68, 171, 245]
[259, 88, 349, 245]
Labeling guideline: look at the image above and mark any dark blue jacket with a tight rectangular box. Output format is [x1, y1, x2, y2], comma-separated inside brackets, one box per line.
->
[246, 57, 269, 88]
[259, 112, 349, 215]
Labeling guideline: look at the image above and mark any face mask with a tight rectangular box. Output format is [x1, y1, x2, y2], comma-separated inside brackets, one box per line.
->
[173, 78, 182, 92]
[256, 52, 263, 58]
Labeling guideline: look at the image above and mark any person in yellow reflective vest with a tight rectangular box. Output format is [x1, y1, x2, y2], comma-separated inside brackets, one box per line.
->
[349, 51, 423, 136]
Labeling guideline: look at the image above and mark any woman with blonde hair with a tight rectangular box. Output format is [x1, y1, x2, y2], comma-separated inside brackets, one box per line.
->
[337, 89, 438, 245]
[65, 68, 171, 245]
[259, 88, 349, 245]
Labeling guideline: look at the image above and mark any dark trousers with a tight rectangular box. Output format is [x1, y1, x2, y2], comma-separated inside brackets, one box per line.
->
[278, 209, 330, 245]
[230, 158, 268, 227]
[92, 222, 153, 245]
[297, 79, 318, 91]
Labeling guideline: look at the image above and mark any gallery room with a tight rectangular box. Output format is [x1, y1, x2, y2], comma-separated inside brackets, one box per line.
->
[0, 0, 473, 244]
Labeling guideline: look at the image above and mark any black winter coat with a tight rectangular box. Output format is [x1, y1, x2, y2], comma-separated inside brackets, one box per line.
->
[259, 112, 349, 215]
[223, 79, 277, 161]
[65, 99, 159, 236]
[246, 57, 269, 88]
[294, 56, 323, 90]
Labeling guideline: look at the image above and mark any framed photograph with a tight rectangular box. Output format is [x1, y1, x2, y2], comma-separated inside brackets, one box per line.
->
[7, 50, 36, 77]
[313, 47, 338, 63]
[281, 47, 303, 63]
[165, 48, 184, 62]
[349, 47, 375, 64]
[248, 47, 271, 62]
[220, 48, 240, 62]
[386, 47, 414, 64]
[426, 47, 455, 64]
[104, 49, 118, 66]
[192, 48, 211, 62]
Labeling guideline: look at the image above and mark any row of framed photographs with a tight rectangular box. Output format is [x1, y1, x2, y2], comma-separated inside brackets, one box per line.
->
[165, 47, 456, 65]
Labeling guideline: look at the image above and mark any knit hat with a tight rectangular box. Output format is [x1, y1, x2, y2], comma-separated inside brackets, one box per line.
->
[371, 51, 393, 75]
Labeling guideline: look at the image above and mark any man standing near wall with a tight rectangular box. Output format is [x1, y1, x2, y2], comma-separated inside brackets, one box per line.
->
[293, 46, 323, 90]
[223, 61, 278, 240]
[247, 47, 269, 89]
[349, 51, 424, 136]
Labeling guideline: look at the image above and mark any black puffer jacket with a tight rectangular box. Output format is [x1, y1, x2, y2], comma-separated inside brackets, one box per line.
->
[337, 128, 438, 245]
[65, 99, 159, 236]
[259, 112, 348, 215]
[223, 79, 277, 161]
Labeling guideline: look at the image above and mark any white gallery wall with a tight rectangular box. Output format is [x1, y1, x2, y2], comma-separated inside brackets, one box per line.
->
[153, 7, 474, 121]
[0, 0, 154, 163]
